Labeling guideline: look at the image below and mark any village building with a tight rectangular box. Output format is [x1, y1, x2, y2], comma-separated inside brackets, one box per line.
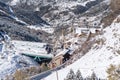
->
[49, 49, 73, 69]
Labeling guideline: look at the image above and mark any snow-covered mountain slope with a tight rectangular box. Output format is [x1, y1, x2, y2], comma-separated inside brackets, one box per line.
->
[0, 0, 110, 41]
[0, 51, 38, 79]
[0, 40, 52, 79]
[1, 0, 120, 79]
[44, 15, 120, 80]
[8, 0, 106, 26]
[0, 1, 52, 42]
[0, 0, 49, 26]
[0, 1, 27, 25]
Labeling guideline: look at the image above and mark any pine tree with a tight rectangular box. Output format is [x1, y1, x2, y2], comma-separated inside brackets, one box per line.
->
[76, 70, 83, 80]
[65, 69, 103, 80]
[107, 64, 120, 80]
[65, 69, 76, 80]
[85, 76, 92, 80]
[91, 72, 98, 80]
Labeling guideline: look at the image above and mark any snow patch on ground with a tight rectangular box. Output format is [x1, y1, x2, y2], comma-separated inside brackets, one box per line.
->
[57, 0, 95, 9]
[0, 53, 38, 79]
[0, 40, 51, 79]
[10, 0, 19, 5]
[27, 25, 54, 34]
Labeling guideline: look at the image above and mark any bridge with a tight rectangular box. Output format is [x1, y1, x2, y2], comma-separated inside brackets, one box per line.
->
[21, 52, 53, 62]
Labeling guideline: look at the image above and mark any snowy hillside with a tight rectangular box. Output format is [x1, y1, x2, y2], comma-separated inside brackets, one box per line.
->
[0, 51, 38, 79]
[44, 16, 120, 80]
[1, 0, 120, 79]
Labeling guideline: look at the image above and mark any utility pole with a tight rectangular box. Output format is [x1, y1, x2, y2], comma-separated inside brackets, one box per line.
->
[72, 18, 75, 36]
[56, 70, 59, 80]
[61, 27, 65, 43]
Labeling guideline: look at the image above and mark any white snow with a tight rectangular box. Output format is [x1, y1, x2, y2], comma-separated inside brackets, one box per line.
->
[44, 16, 120, 80]
[103, 0, 111, 5]
[57, 0, 95, 9]
[75, 27, 97, 34]
[0, 40, 53, 79]
[0, 51, 38, 79]
[27, 25, 54, 34]
[10, 0, 19, 5]
[55, 49, 69, 57]
[12, 40, 53, 58]
[13, 41, 43, 54]
[12, 40, 47, 53]
[15, 17, 27, 25]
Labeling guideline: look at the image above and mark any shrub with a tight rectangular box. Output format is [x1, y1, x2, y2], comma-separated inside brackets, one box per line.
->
[107, 64, 120, 80]
[13, 66, 41, 80]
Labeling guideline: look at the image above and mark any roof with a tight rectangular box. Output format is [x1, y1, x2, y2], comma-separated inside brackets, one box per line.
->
[22, 52, 53, 59]
[56, 49, 74, 57]
[12, 40, 47, 53]
[12, 40, 53, 58]
[75, 27, 101, 34]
